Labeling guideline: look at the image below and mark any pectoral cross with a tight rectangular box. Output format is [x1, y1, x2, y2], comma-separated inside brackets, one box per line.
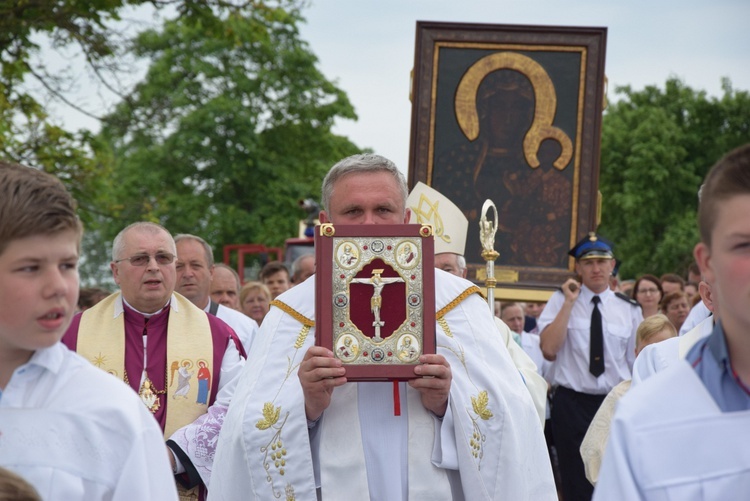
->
[351, 269, 404, 341]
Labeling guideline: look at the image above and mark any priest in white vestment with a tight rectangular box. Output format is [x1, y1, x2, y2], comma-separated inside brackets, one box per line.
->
[209, 154, 555, 500]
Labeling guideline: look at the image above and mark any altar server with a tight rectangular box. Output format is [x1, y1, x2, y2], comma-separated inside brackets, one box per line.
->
[0, 161, 177, 500]
[594, 144, 750, 499]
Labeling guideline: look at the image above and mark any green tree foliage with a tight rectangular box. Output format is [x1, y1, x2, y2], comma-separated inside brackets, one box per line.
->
[0, 1, 360, 282]
[98, 1, 360, 260]
[599, 78, 750, 279]
[0, 0, 155, 284]
[0, 0, 139, 225]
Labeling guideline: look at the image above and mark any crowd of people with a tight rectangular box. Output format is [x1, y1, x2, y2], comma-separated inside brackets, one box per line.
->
[1, 145, 748, 500]
[495, 271, 699, 498]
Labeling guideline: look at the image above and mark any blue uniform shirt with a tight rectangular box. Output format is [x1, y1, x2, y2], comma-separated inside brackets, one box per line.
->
[685, 321, 750, 412]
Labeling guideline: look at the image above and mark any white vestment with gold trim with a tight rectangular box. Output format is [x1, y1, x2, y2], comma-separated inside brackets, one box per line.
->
[493, 317, 548, 425]
[209, 270, 555, 500]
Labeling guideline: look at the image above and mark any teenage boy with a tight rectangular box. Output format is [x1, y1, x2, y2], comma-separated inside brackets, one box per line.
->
[259, 261, 291, 299]
[0, 162, 178, 500]
[594, 144, 750, 499]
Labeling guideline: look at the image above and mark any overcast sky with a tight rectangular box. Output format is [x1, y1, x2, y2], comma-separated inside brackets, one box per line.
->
[44, 0, 750, 175]
[296, 0, 750, 172]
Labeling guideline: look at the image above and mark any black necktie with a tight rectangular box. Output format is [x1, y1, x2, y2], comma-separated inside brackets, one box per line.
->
[590, 296, 604, 377]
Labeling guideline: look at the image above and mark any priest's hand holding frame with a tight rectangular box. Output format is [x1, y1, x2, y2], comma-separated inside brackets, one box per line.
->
[299, 345, 347, 421]
[409, 353, 452, 417]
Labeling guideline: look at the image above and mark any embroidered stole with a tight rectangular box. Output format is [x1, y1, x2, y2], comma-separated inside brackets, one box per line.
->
[76, 293, 214, 437]
[273, 285, 482, 500]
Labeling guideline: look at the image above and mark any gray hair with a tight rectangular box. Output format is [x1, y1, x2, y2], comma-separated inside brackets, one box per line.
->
[112, 222, 175, 261]
[456, 254, 467, 273]
[214, 263, 241, 289]
[174, 233, 214, 267]
[291, 253, 315, 279]
[321, 153, 408, 215]
[500, 301, 524, 316]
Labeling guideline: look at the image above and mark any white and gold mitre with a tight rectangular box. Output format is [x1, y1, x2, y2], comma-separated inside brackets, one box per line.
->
[407, 181, 468, 256]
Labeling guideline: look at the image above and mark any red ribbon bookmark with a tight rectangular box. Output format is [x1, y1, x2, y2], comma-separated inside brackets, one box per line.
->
[393, 380, 401, 416]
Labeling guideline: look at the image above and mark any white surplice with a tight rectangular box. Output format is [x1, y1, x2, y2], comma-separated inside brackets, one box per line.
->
[594, 361, 750, 500]
[493, 318, 548, 425]
[0, 342, 178, 500]
[679, 301, 711, 336]
[631, 315, 714, 387]
[209, 270, 555, 500]
[579, 379, 631, 485]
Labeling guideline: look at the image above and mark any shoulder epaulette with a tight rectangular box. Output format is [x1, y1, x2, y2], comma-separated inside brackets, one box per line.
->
[615, 292, 640, 307]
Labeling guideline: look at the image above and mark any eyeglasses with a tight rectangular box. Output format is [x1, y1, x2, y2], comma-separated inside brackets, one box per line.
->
[114, 252, 176, 266]
[637, 288, 660, 295]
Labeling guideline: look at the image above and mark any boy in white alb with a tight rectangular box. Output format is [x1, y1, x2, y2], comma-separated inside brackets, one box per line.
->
[594, 144, 750, 499]
[0, 161, 178, 500]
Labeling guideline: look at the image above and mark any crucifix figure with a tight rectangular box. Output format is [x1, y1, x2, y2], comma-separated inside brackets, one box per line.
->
[351, 269, 404, 341]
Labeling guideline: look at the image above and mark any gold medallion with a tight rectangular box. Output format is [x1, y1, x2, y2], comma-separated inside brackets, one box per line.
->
[139, 377, 161, 413]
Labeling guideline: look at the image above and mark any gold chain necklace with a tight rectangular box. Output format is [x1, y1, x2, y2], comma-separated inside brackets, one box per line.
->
[124, 364, 169, 414]
[124, 321, 170, 413]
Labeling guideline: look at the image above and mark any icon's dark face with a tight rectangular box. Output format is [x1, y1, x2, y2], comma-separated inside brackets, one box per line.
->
[477, 70, 535, 148]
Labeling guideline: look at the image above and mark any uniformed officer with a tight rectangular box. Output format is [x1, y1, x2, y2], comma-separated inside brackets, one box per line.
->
[538, 233, 642, 501]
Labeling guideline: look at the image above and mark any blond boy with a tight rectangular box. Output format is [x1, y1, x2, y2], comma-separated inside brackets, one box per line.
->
[0, 162, 177, 500]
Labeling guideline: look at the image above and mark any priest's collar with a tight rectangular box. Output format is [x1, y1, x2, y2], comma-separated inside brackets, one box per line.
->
[119, 294, 178, 318]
